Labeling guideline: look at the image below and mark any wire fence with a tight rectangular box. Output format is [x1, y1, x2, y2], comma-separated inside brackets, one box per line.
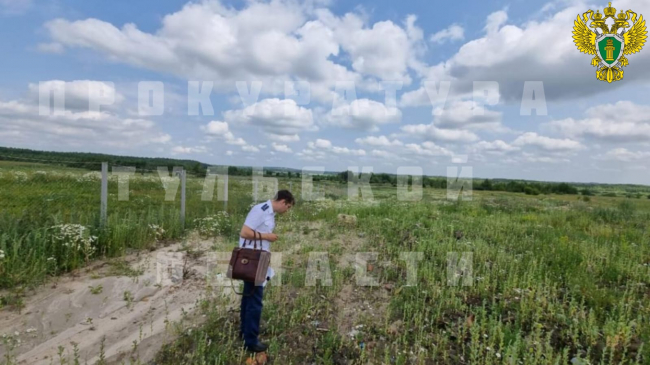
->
[0, 159, 360, 289]
[0, 156, 465, 290]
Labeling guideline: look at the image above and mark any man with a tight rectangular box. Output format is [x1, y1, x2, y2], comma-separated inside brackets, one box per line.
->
[238, 190, 294, 353]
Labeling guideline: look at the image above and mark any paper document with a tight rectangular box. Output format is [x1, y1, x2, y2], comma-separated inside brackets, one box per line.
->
[263, 267, 275, 288]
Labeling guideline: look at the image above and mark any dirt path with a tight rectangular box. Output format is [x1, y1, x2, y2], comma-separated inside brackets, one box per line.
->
[0, 235, 238, 365]
[0, 219, 370, 365]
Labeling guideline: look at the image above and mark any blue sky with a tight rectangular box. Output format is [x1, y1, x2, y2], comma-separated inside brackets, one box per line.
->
[1, 0, 649, 184]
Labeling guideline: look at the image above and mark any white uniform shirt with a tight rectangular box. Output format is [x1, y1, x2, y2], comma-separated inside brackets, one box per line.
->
[239, 200, 275, 252]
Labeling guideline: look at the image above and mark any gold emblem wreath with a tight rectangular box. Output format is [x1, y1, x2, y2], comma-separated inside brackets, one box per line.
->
[573, 2, 647, 83]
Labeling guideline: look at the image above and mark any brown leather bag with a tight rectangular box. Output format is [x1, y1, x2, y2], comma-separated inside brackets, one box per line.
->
[227, 230, 271, 287]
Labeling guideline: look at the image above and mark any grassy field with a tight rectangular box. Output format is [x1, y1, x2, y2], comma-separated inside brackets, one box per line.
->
[1, 162, 649, 364]
[151, 190, 649, 365]
[0, 161, 276, 291]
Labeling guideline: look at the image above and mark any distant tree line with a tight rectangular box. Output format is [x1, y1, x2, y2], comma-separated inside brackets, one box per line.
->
[474, 179, 580, 195]
[321, 170, 588, 196]
[0, 147, 299, 179]
[2, 147, 648, 197]
[0, 146, 206, 174]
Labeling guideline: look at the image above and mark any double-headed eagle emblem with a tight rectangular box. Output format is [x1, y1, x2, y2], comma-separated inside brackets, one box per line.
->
[573, 2, 647, 83]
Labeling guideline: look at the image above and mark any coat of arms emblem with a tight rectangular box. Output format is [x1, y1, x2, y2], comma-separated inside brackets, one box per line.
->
[573, 2, 647, 83]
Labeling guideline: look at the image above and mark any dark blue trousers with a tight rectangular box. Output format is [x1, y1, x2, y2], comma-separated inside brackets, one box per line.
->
[240, 281, 264, 347]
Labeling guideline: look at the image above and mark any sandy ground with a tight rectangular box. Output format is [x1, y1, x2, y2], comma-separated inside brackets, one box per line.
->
[0, 235, 239, 365]
[0, 219, 369, 365]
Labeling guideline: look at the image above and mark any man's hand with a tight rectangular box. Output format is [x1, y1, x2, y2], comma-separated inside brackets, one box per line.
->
[240, 225, 278, 242]
[263, 233, 278, 242]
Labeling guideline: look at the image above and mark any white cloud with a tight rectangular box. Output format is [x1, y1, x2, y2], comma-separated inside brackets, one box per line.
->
[200, 121, 247, 146]
[404, 141, 452, 157]
[224, 98, 315, 135]
[471, 140, 519, 154]
[227, 138, 247, 146]
[354, 138, 454, 162]
[45, 1, 426, 101]
[512, 132, 583, 151]
[202, 121, 230, 136]
[594, 148, 650, 162]
[171, 145, 207, 154]
[546, 101, 650, 142]
[401, 123, 479, 143]
[317, 11, 424, 82]
[430, 24, 464, 44]
[242, 145, 260, 153]
[324, 99, 401, 131]
[309, 138, 332, 149]
[370, 149, 396, 158]
[0, 82, 169, 149]
[585, 101, 650, 124]
[269, 133, 300, 142]
[521, 153, 570, 164]
[296, 148, 327, 161]
[27, 80, 125, 111]
[433, 100, 503, 130]
[272, 142, 293, 153]
[303, 138, 365, 157]
[331, 146, 366, 156]
[402, 1, 650, 105]
[355, 135, 403, 147]
[549, 118, 650, 143]
[484, 10, 508, 34]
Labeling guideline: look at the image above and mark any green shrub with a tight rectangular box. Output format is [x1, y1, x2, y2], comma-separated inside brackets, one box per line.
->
[524, 186, 540, 195]
[580, 188, 594, 196]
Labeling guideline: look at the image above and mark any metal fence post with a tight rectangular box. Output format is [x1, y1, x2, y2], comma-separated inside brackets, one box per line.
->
[180, 169, 186, 230]
[100, 162, 108, 227]
[223, 172, 228, 212]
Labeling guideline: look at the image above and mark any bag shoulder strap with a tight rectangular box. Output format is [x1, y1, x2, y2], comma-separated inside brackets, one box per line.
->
[253, 230, 261, 250]
[243, 229, 254, 248]
[243, 230, 262, 250]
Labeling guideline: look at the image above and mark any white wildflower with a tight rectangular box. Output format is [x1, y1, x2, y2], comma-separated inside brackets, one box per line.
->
[194, 212, 231, 237]
[76, 172, 102, 182]
[50, 224, 96, 260]
[149, 224, 166, 241]
[12, 171, 28, 181]
[0, 249, 5, 260]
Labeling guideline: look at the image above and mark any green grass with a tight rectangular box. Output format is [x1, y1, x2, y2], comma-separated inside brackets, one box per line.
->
[1, 163, 649, 364]
[0, 165, 264, 289]
[152, 190, 650, 365]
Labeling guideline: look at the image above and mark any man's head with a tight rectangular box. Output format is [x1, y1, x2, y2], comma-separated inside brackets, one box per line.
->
[272, 190, 295, 214]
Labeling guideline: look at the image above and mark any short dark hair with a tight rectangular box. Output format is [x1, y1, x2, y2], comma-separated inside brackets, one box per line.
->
[274, 190, 295, 205]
